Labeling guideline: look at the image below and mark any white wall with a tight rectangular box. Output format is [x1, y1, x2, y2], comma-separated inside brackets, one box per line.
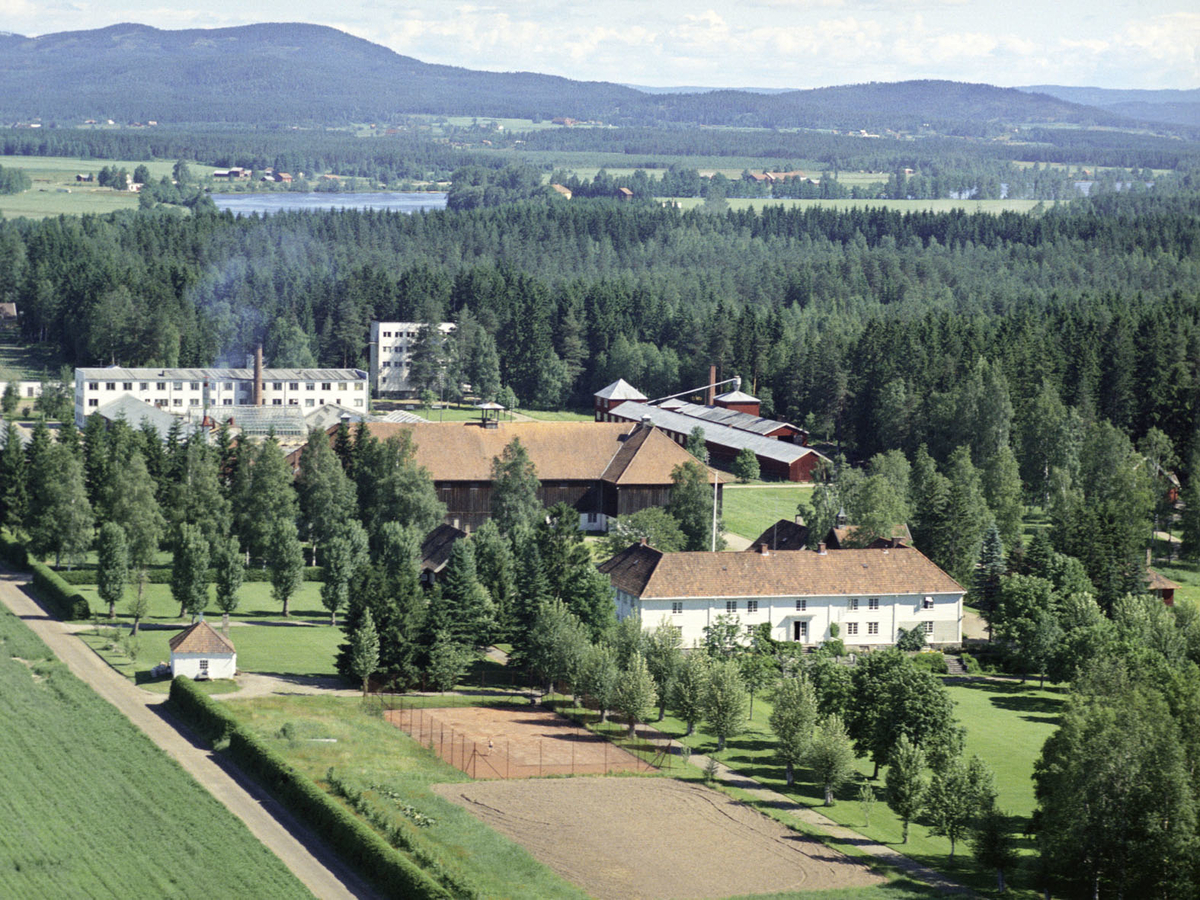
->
[170, 651, 236, 680]
[619, 589, 962, 649]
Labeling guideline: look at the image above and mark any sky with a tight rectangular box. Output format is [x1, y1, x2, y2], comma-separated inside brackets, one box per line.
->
[3, 1, 1198, 91]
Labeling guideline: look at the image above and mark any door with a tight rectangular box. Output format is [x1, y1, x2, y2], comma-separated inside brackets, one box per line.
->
[793, 620, 808, 642]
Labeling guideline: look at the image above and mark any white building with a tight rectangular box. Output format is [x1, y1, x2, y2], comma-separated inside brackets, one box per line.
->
[74, 366, 368, 427]
[369, 321, 455, 396]
[168, 620, 236, 680]
[599, 542, 964, 649]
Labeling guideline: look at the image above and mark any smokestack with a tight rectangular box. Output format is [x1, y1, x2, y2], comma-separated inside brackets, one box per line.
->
[707, 364, 717, 406]
[253, 344, 263, 407]
[758, 543, 770, 556]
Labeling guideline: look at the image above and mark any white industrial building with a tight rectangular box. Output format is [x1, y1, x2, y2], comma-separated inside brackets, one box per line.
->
[599, 542, 964, 649]
[74, 352, 368, 427]
[369, 321, 455, 396]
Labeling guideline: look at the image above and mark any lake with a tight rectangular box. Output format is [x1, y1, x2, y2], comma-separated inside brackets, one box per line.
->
[212, 191, 448, 215]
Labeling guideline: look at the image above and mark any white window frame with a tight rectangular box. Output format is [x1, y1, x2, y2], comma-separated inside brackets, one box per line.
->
[846, 622, 858, 636]
[726, 600, 737, 613]
[848, 598, 859, 611]
[747, 600, 759, 614]
[868, 622, 879, 635]
[671, 602, 683, 615]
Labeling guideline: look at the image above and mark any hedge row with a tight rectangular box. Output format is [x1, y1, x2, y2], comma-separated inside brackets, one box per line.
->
[170, 677, 450, 900]
[57, 566, 326, 586]
[29, 560, 92, 620]
[0, 531, 28, 568]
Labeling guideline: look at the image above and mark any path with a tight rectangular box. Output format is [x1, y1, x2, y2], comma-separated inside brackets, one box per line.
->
[636, 722, 975, 896]
[0, 570, 378, 900]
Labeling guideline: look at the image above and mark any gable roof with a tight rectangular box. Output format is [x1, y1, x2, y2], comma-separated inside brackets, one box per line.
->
[168, 620, 236, 654]
[599, 543, 963, 599]
[662, 400, 802, 437]
[421, 523, 468, 573]
[829, 524, 913, 548]
[94, 395, 205, 440]
[746, 519, 811, 553]
[713, 390, 760, 405]
[1147, 568, 1180, 592]
[346, 421, 720, 485]
[594, 379, 648, 402]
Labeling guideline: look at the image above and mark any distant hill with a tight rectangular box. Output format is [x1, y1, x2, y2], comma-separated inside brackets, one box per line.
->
[1019, 85, 1200, 129]
[0, 22, 1158, 133]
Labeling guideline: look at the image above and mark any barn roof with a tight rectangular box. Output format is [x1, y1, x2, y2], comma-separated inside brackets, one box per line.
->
[607, 403, 822, 466]
[346, 420, 721, 486]
[599, 543, 963, 599]
[421, 524, 468, 574]
[169, 620, 236, 654]
[663, 400, 802, 437]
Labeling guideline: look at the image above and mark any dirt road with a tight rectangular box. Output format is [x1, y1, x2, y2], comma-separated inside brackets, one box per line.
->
[0, 570, 377, 900]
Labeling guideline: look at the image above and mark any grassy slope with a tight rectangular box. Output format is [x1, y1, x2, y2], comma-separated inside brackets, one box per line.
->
[722, 483, 815, 540]
[0, 606, 312, 899]
[221, 695, 592, 900]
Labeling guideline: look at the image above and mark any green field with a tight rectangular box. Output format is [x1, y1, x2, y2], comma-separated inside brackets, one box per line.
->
[76, 579, 328, 624]
[0, 606, 312, 899]
[220, 694, 592, 900]
[0, 154, 217, 220]
[664, 197, 1055, 215]
[722, 483, 815, 540]
[641, 676, 1062, 896]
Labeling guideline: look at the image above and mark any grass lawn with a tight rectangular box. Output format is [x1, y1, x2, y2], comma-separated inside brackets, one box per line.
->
[645, 674, 1063, 895]
[0, 606, 312, 898]
[219, 694, 591, 900]
[516, 408, 596, 422]
[76, 580, 329, 624]
[1148, 556, 1200, 607]
[722, 482, 815, 540]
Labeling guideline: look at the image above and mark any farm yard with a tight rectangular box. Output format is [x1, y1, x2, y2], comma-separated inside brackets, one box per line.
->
[432, 777, 886, 900]
[0, 605, 312, 899]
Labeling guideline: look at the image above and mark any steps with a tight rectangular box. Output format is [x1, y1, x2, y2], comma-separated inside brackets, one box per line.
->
[944, 655, 968, 676]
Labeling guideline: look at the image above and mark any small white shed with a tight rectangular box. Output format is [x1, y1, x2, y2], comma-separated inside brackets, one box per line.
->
[169, 620, 236, 680]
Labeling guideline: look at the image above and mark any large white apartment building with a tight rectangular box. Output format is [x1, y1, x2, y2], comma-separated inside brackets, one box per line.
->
[74, 366, 368, 427]
[599, 542, 964, 649]
[370, 321, 455, 396]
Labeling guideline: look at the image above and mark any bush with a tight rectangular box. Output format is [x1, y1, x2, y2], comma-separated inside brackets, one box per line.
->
[30, 560, 91, 620]
[909, 650, 948, 675]
[959, 652, 982, 675]
[0, 531, 28, 568]
[169, 676, 241, 744]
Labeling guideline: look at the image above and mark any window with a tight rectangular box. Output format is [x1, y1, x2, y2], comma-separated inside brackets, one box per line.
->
[671, 602, 683, 615]
[868, 598, 879, 610]
[338, 382, 346, 390]
[868, 622, 879, 635]
[272, 399, 282, 406]
[157, 382, 166, 391]
[383, 331, 391, 338]
[273, 382, 282, 390]
[190, 382, 200, 390]
[139, 382, 148, 391]
[382, 361, 390, 368]
[173, 381, 182, 389]
[321, 382, 331, 391]
[87, 398, 98, 407]
[587, 512, 598, 523]
[224, 382, 234, 391]
[745, 625, 756, 635]
[923, 596, 935, 610]
[288, 382, 299, 390]
[923, 621, 934, 635]
[848, 598, 859, 611]
[223, 399, 232, 406]
[747, 600, 759, 613]
[105, 382, 116, 390]
[172, 399, 182, 407]
[88, 382, 98, 390]
[795, 599, 806, 611]
[306, 382, 315, 390]
[846, 622, 858, 636]
[305, 399, 315, 407]
[726, 600, 737, 613]
[189, 398, 199, 406]
[122, 382, 132, 391]
[353, 399, 363, 407]
[288, 399, 298, 406]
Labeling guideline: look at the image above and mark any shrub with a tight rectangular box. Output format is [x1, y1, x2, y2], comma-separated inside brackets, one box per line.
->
[169, 676, 241, 744]
[30, 560, 92, 620]
[0, 531, 28, 568]
[959, 652, 982, 675]
[909, 650, 948, 675]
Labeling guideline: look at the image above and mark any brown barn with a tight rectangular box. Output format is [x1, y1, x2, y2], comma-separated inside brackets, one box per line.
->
[317, 420, 722, 532]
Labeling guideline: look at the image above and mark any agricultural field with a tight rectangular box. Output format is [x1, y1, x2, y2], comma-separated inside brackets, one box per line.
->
[0, 606, 312, 899]
[646, 676, 1064, 895]
[0, 154, 217, 220]
[722, 483, 815, 541]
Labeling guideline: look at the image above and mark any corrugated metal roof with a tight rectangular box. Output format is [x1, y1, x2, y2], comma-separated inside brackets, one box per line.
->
[668, 400, 799, 437]
[380, 409, 427, 423]
[76, 366, 366, 381]
[609, 402, 822, 466]
[304, 404, 376, 431]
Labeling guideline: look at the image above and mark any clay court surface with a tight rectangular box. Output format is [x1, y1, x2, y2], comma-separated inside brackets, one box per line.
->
[384, 704, 660, 779]
[432, 777, 885, 899]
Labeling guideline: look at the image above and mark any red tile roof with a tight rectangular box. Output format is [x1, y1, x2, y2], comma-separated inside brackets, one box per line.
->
[168, 620, 236, 654]
[599, 543, 963, 599]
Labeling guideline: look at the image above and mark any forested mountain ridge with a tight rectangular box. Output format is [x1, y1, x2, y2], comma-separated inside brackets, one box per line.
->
[1020, 85, 1200, 128]
[0, 22, 1160, 134]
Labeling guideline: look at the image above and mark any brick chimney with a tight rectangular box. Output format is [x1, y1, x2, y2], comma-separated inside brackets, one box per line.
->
[253, 343, 264, 407]
[758, 543, 770, 556]
[817, 542, 827, 555]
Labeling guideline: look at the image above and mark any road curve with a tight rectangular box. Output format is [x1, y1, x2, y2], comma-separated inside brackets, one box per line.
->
[0, 569, 379, 900]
